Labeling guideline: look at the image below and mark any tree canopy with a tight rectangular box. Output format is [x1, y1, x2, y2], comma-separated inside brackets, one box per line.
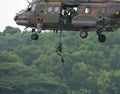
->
[0, 26, 120, 94]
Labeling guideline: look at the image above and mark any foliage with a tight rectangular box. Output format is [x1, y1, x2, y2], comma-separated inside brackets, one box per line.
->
[0, 26, 120, 94]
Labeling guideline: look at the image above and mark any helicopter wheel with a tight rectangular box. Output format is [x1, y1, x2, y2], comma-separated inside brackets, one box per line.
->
[98, 34, 106, 43]
[80, 31, 88, 38]
[31, 34, 39, 40]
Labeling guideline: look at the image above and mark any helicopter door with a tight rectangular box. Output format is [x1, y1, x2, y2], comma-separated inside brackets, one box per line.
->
[44, 5, 60, 29]
[61, 3, 78, 25]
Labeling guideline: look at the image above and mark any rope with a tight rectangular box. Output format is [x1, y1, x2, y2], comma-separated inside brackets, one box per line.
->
[61, 58, 73, 94]
[56, 31, 73, 94]
[56, 31, 63, 56]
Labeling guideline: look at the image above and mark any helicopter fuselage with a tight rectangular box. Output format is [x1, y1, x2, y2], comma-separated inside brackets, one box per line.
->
[14, 0, 120, 42]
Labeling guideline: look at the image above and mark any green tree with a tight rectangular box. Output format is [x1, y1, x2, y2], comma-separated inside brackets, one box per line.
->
[0, 51, 22, 63]
[97, 70, 115, 94]
[0, 26, 120, 94]
[3, 26, 21, 34]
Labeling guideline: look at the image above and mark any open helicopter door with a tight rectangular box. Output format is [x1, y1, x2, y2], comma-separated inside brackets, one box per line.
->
[44, 2, 61, 30]
[60, 3, 78, 25]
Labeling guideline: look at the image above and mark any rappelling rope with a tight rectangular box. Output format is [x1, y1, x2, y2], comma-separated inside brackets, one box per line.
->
[56, 31, 73, 94]
[61, 58, 73, 94]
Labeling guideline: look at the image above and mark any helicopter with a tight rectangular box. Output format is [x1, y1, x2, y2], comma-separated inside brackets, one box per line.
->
[14, 0, 120, 42]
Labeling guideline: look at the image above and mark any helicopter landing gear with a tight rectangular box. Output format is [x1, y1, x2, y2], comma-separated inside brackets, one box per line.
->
[98, 34, 106, 43]
[31, 28, 39, 40]
[97, 30, 106, 43]
[80, 31, 88, 38]
[37, 23, 42, 33]
[31, 22, 43, 40]
[31, 33, 39, 40]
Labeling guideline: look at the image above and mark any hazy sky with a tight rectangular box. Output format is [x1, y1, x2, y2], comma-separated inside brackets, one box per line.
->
[0, 0, 32, 32]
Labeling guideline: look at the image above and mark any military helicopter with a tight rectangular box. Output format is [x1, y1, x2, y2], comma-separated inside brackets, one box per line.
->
[14, 0, 120, 42]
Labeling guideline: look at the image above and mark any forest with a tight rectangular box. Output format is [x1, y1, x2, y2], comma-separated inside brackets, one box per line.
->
[0, 26, 120, 94]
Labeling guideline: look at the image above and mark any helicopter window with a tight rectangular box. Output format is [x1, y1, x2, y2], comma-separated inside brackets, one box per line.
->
[27, 7, 31, 11]
[54, 7, 60, 12]
[26, 4, 32, 12]
[101, 7, 106, 14]
[31, 4, 36, 12]
[47, 7, 53, 12]
[85, 7, 91, 14]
